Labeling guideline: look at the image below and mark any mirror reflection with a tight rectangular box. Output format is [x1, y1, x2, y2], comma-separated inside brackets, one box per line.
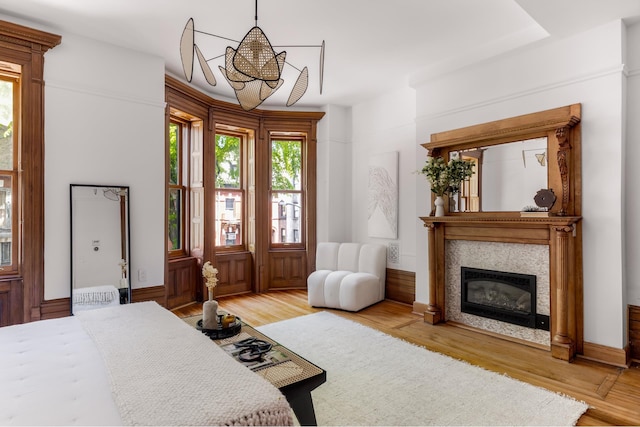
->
[70, 184, 130, 314]
[451, 137, 547, 212]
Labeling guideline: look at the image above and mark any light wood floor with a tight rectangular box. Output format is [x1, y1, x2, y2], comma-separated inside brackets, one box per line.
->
[172, 290, 640, 426]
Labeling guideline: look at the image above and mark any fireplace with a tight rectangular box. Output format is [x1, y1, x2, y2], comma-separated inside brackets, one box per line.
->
[461, 267, 549, 331]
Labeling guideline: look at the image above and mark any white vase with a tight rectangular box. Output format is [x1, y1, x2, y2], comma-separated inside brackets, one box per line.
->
[202, 299, 219, 330]
[434, 196, 445, 217]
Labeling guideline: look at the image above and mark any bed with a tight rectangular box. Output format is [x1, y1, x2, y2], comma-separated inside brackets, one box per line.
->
[0, 301, 293, 426]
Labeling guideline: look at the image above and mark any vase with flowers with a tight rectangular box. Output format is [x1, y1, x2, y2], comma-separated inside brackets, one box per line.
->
[202, 261, 219, 329]
[420, 154, 475, 216]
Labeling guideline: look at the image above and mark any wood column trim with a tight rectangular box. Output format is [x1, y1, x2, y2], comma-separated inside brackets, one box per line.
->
[424, 223, 443, 324]
[551, 225, 576, 360]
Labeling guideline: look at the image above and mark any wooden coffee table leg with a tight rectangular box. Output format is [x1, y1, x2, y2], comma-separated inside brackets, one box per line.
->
[286, 391, 317, 426]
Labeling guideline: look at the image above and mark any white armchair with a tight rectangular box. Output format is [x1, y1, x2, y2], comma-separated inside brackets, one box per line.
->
[307, 242, 387, 312]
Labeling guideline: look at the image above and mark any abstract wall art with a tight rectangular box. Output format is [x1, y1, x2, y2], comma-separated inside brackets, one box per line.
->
[367, 151, 398, 239]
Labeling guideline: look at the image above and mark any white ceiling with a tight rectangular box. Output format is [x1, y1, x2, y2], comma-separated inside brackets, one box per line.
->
[0, 0, 639, 109]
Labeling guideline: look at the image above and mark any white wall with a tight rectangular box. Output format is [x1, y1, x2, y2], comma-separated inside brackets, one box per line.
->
[317, 105, 352, 243]
[41, 31, 166, 299]
[625, 22, 640, 308]
[351, 87, 417, 271]
[410, 20, 626, 349]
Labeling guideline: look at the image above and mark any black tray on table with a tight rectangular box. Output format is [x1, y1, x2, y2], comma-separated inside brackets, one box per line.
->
[196, 314, 242, 339]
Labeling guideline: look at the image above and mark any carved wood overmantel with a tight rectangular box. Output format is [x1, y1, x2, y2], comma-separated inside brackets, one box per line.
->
[419, 105, 583, 362]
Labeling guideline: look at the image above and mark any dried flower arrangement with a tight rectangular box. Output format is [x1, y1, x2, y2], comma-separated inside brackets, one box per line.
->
[202, 261, 218, 300]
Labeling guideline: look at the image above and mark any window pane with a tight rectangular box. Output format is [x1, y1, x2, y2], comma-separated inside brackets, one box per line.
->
[0, 175, 12, 266]
[215, 190, 242, 246]
[215, 134, 241, 188]
[169, 123, 179, 185]
[271, 140, 301, 191]
[0, 80, 12, 170]
[271, 192, 302, 244]
[168, 188, 182, 251]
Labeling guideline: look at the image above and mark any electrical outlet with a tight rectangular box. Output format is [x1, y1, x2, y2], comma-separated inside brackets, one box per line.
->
[138, 269, 147, 282]
[388, 243, 400, 265]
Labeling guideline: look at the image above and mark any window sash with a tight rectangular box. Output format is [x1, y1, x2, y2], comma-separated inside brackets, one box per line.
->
[269, 134, 305, 248]
[214, 189, 244, 250]
[0, 171, 16, 273]
[168, 186, 185, 255]
[0, 75, 18, 275]
[214, 130, 246, 250]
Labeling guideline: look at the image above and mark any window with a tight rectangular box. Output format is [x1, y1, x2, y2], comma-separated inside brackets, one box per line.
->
[0, 73, 18, 274]
[214, 130, 246, 249]
[270, 137, 304, 246]
[168, 120, 186, 256]
[0, 22, 60, 323]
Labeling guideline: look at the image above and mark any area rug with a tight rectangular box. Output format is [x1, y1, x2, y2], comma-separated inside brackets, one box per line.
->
[256, 311, 589, 426]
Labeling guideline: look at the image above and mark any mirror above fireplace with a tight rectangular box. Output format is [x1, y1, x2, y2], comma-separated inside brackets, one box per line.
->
[423, 104, 581, 216]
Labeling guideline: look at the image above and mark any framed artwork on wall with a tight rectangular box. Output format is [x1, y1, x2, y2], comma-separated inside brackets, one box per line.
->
[367, 151, 398, 239]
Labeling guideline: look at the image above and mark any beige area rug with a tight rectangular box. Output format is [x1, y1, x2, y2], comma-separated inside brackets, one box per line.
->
[256, 311, 589, 426]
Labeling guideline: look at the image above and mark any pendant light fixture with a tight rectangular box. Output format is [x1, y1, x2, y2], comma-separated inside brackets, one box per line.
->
[180, 0, 325, 110]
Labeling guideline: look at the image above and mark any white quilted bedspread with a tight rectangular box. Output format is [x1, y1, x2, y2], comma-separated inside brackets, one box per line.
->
[0, 302, 292, 426]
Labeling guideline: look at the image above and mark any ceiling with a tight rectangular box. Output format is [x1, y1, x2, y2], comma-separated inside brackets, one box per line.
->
[0, 0, 639, 109]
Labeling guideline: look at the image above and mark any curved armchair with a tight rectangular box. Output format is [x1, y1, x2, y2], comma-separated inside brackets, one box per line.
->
[308, 242, 386, 312]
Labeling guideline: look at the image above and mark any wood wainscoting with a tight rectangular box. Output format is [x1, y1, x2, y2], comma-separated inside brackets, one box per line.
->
[631, 305, 640, 363]
[385, 268, 415, 305]
[167, 257, 199, 309]
[0, 278, 23, 326]
[215, 251, 253, 296]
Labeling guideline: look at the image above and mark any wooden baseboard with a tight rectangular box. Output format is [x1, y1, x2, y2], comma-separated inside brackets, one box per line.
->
[580, 341, 630, 368]
[40, 298, 71, 320]
[412, 301, 428, 316]
[132, 285, 166, 306]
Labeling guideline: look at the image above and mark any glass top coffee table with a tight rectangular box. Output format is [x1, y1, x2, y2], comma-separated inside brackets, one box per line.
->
[184, 315, 326, 426]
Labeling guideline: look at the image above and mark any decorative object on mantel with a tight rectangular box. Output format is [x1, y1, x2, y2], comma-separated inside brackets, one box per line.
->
[180, 0, 325, 111]
[202, 261, 219, 330]
[419, 154, 475, 216]
[521, 188, 557, 217]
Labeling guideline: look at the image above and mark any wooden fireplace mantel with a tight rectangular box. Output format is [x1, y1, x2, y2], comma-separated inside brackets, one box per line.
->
[420, 214, 582, 361]
[419, 105, 583, 362]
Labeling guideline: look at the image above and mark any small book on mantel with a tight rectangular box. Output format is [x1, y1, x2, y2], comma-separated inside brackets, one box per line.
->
[520, 211, 555, 217]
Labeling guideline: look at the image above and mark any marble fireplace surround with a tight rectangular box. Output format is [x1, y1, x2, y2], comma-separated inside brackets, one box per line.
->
[446, 240, 550, 347]
[420, 215, 582, 361]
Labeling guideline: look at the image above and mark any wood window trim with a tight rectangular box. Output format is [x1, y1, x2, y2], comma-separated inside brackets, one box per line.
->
[168, 118, 188, 259]
[269, 134, 306, 249]
[165, 75, 324, 295]
[0, 20, 60, 323]
[214, 127, 248, 252]
[0, 74, 19, 275]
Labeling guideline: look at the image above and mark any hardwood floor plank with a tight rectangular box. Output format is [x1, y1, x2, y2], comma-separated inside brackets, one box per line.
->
[173, 290, 640, 426]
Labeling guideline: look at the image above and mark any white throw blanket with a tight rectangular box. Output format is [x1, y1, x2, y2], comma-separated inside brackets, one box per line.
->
[73, 285, 120, 305]
[76, 302, 293, 426]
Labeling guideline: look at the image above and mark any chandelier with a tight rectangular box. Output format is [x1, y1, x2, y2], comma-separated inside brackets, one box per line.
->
[180, 0, 325, 111]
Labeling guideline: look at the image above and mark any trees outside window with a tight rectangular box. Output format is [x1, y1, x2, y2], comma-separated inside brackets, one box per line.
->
[270, 138, 304, 246]
[0, 74, 18, 274]
[214, 131, 246, 249]
[168, 120, 186, 256]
